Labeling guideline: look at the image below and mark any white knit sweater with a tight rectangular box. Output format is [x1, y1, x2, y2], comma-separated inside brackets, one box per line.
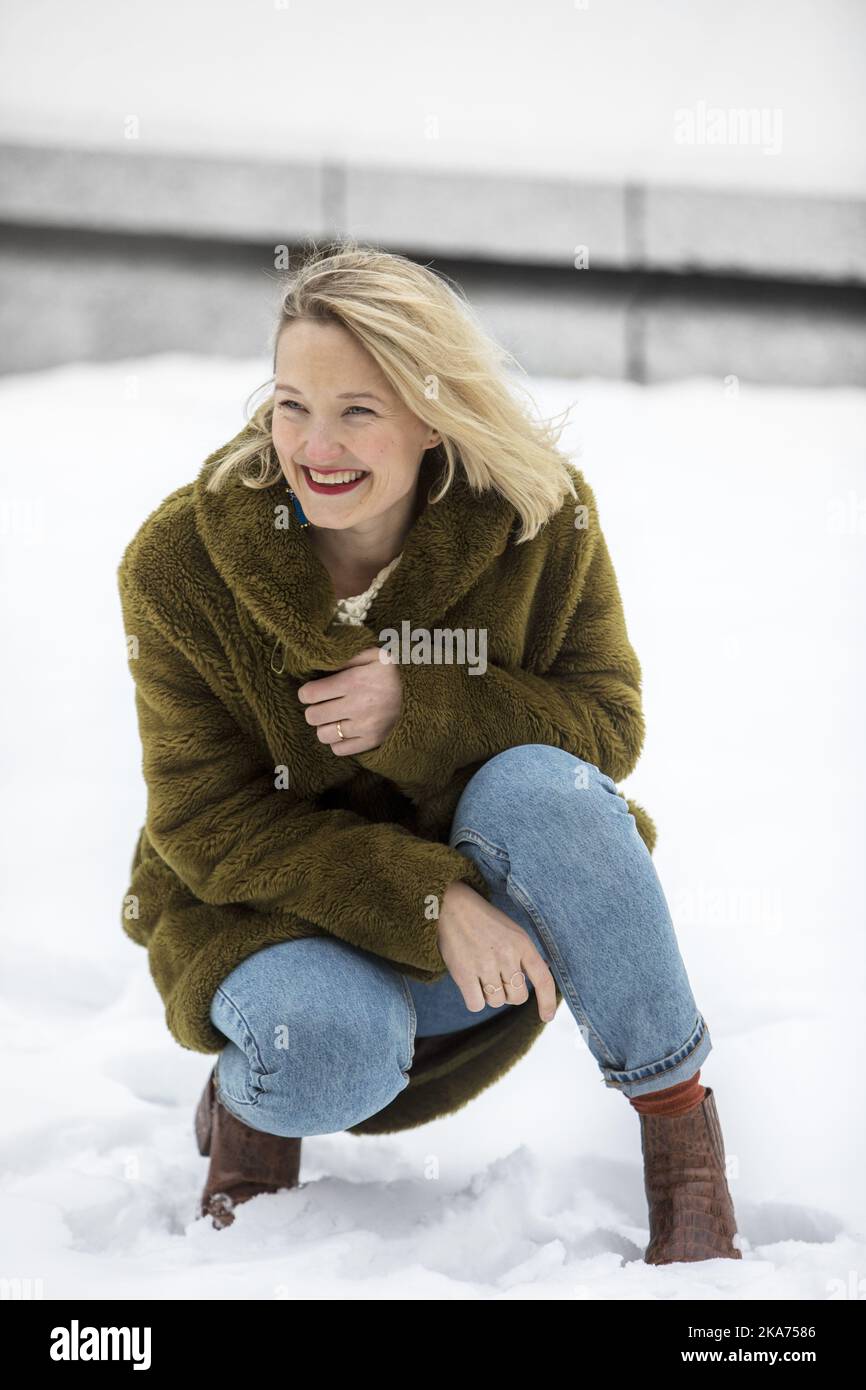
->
[330, 552, 403, 627]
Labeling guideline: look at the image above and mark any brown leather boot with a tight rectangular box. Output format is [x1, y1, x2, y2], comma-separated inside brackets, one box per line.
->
[639, 1085, 743, 1264]
[194, 1064, 302, 1229]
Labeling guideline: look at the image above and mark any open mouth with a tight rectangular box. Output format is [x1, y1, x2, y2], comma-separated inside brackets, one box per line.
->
[300, 465, 370, 495]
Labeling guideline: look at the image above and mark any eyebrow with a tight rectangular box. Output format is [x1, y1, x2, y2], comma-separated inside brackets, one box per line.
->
[274, 384, 387, 404]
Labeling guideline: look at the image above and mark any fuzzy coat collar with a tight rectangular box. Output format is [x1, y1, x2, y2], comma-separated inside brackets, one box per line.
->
[193, 441, 518, 679]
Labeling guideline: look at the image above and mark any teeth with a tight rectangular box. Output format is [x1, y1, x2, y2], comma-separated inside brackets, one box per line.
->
[306, 468, 367, 485]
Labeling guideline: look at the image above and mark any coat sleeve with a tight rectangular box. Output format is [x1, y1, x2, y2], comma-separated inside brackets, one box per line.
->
[118, 563, 493, 979]
[354, 471, 647, 796]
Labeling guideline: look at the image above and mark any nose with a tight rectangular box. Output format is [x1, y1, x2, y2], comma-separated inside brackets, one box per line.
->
[300, 427, 346, 464]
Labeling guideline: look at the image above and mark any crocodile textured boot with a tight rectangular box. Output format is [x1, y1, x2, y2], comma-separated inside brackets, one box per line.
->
[194, 1064, 302, 1229]
[639, 1085, 743, 1264]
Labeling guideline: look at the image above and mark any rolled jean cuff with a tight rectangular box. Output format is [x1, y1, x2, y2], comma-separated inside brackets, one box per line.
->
[600, 1013, 712, 1099]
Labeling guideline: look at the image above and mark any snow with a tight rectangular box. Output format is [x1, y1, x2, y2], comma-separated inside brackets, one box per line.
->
[0, 355, 863, 1298]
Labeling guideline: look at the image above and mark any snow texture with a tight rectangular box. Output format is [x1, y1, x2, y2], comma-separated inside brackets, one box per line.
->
[0, 356, 863, 1298]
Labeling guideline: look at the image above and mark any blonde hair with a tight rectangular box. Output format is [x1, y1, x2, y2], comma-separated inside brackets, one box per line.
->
[206, 238, 579, 543]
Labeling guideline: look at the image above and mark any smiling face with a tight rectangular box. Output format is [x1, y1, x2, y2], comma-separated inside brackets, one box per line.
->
[271, 317, 441, 537]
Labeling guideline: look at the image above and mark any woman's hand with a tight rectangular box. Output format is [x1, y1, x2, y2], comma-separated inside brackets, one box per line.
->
[297, 646, 402, 756]
[436, 880, 558, 1023]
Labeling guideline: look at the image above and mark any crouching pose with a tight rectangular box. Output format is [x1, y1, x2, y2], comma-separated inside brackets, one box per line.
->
[119, 241, 742, 1266]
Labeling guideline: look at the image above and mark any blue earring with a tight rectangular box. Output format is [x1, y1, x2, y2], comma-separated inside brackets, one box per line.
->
[285, 483, 310, 528]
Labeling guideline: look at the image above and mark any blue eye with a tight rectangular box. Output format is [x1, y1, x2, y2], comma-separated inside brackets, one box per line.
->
[277, 400, 373, 416]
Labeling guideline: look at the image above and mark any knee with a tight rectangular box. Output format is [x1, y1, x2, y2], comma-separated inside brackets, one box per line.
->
[454, 744, 618, 830]
[263, 1016, 411, 1137]
[229, 971, 413, 1138]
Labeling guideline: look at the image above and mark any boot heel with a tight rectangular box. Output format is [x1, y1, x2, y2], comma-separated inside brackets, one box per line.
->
[194, 1066, 216, 1156]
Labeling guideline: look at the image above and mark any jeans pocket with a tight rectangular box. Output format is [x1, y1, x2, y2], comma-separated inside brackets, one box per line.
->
[449, 829, 510, 891]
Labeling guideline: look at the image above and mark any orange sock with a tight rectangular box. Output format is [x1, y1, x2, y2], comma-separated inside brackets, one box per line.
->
[628, 1069, 706, 1117]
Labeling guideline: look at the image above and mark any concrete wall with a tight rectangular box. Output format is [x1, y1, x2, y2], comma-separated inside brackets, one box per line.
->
[1, 142, 864, 385]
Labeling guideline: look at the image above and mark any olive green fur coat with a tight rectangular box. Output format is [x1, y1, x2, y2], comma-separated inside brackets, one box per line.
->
[118, 428, 656, 1135]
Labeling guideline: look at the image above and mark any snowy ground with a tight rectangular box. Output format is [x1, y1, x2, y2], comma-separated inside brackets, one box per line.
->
[1, 356, 864, 1299]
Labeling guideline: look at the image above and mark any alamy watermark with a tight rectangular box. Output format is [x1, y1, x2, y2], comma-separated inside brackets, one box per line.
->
[674, 101, 783, 156]
[377, 623, 487, 675]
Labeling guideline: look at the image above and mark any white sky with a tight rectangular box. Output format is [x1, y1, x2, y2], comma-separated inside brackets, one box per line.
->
[1, 0, 864, 198]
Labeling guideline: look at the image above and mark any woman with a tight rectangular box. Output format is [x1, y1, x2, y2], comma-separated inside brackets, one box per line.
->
[118, 241, 742, 1263]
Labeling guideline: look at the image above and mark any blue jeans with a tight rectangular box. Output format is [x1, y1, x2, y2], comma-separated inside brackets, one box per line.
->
[209, 744, 712, 1135]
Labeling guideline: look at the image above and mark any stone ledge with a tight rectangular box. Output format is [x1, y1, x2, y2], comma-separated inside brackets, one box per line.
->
[1, 141, 863, 285]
